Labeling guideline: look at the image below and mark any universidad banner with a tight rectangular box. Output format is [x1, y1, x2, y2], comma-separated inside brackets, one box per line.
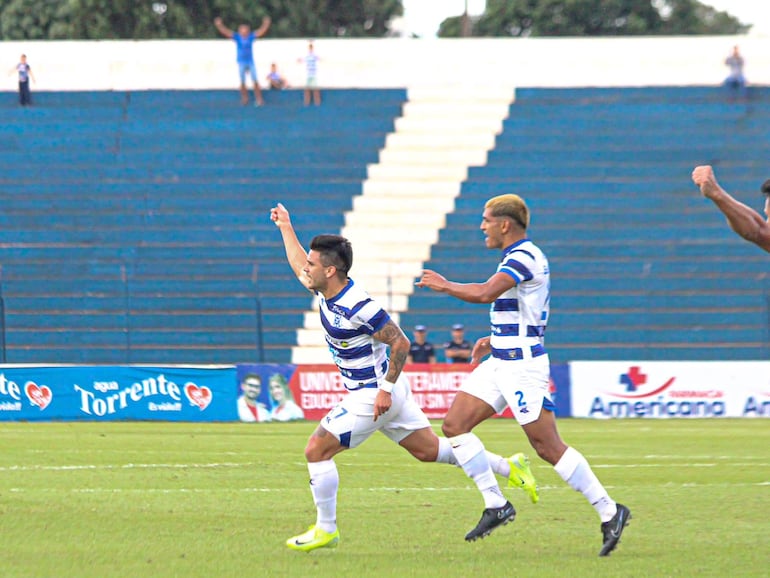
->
[0, 365, 237, 421]
[236, 363, 572, 422]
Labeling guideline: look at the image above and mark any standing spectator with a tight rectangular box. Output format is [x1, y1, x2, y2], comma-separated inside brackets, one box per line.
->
[443, 323, 472, 363]
[724, 45, 746, 90]
[214, 15, 271, 106]
[408, 325, 436, 364]
[237, 373, 271, 422]
[298, 41, 321, 106]
[266, 62, 288, 90]
[11, 54, 35, 106]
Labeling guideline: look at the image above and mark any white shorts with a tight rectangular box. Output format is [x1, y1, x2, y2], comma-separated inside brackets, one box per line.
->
[460, 354, 554, 426]
[321, 374, 430, 449]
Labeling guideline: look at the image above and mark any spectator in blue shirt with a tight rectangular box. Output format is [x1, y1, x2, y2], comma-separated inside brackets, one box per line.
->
[214, 15, 271, 106]
[723, 45, 746, 91]
[10, 54, 35, 106]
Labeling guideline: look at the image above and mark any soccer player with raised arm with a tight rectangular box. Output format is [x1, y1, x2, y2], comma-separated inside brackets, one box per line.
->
[692, 165, 770, 253]
[270, 202, 538, 552]
[417, 194, 631, 555]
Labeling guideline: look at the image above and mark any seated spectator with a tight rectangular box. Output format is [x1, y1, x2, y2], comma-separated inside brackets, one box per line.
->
[408, 325, 435, 363]
[724, 45, 746, 90]
[266, 62, 288, 90]
[443, 323, 472, 364]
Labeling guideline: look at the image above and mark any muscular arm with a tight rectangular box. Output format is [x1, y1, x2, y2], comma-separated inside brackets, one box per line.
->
[373, 319, 410, 382]
[692, 165, 770, 253]
[371, 319, 409, 421]
[255, 16, 271, 37]
[417, 269, 516, 303]
[213, 17, 233, 38]
[270, 203, 311, 290]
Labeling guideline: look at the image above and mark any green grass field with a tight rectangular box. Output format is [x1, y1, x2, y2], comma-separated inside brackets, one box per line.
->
[1, 419, 767, 578]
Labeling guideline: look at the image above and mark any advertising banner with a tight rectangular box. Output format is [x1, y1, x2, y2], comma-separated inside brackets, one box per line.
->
[258, 363, 572, 422]
[0, 365, 237, 421]
[570, 361, 770, 418]
[236, 364, 300, 422]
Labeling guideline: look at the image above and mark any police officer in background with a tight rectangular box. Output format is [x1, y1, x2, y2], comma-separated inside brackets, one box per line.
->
[443, 323, 472, 363]
[408, 325, 436, 364]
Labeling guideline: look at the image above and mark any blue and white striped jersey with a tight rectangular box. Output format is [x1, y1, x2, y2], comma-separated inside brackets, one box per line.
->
[318, 278, 391, 390]
[489, 239, 550, 352]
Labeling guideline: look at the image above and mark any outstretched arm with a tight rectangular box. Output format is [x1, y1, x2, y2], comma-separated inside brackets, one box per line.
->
[416, 269, 516, 303]
[270, 203, 311, 289]
[213, 17, 233, 38]
[255, 15, 271, 37]
[692, 165, 770, 253]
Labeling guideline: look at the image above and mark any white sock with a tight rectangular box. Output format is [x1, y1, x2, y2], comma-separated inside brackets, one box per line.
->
[449, 433, 506, 509]
[554, 446, 617, 522]
[436, 436, 458, 465]
[436, 437, 511, 478]
[486, 452, 510, 478]
[307, 459, 338, 533]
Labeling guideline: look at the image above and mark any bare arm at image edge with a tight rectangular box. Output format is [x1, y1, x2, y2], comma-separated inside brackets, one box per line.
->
[692, 165, 770, 253]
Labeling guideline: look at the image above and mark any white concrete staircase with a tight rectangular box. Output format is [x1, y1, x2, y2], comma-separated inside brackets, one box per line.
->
[291, 85, 515, 363]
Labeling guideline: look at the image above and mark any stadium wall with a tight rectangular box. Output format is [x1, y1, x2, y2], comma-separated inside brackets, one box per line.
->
[3, 36, 770, 92]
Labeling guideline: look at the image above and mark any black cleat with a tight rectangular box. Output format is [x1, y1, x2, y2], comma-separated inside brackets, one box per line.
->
[599, 503, 631, 556]
[464, 501, 516, 542]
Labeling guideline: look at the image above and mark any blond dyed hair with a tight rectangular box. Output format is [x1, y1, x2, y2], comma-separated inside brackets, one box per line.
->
[485, 194, 530, 230]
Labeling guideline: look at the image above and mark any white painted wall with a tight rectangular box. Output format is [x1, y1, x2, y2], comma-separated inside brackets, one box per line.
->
[2, 35, 768, 92]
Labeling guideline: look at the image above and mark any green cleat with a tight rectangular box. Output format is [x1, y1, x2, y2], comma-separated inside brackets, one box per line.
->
[286, 525, 340, 552]
[507, 452, 539, 504]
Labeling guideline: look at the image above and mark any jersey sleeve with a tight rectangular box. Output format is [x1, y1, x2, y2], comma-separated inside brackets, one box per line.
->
[350, 298, 391, 335]
[498, 250, 535, 284]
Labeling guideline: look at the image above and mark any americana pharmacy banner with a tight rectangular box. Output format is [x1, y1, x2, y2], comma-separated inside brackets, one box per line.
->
[570, 361, 770, 418]
[0, 365, 237, 421]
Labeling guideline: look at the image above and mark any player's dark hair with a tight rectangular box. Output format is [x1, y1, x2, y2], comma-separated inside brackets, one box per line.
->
[310, 234, 353, 276]
[761, 179, 770, 197]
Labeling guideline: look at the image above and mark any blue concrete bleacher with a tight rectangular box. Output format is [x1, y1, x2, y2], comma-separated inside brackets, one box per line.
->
[0, 88, 406, 363]
[403, 86, 770, 361]
[2, 85, 769, 364]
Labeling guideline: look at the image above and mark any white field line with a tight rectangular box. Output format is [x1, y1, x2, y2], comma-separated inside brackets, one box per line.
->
[0, 462, 250, 472]
[6, 481, 769, 494]
[1, 460, 770, 473]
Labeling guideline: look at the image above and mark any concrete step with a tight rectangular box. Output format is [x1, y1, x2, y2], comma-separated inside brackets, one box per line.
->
[352, 195, 455, 213]
[367, 163, 468, 181]
[362, 180, 461, 197]
[378, 147, 488, 166]
[385, 132, 496, 149]
[345, 210, 447, 228]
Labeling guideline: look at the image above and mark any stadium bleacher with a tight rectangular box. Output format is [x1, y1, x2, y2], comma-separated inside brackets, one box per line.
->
[1, 85, 769, 364]
[0, 89, 406, 363]
[402, 86, 770, 362]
